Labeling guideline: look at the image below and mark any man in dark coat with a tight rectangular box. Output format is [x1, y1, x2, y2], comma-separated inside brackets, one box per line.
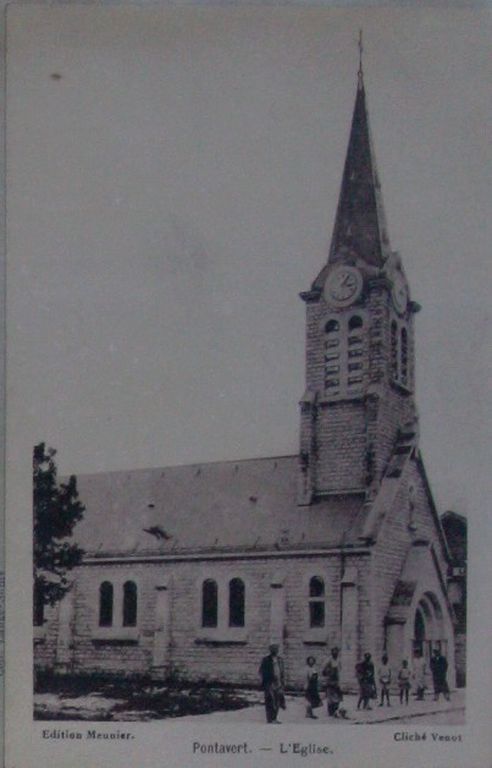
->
[430, 648, 450, 701]
[259, 643, 285, 723]
[356, 652, 376, 710]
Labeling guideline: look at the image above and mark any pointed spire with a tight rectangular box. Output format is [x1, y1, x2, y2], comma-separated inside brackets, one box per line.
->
[357, 29, 364, 88]
[327, 41, 390, 269]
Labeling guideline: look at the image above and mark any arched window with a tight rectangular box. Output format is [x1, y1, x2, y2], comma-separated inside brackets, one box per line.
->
[391, 321, 398, 379]
[123, 581, 138, 627]
[325, 319, 340, 334]
[99, 581, 114, 627]
[308, 576, 325, 628]
[33, 580, 44, 627]
[349, 314, 363, 331]
[400, 327, 408, 384]
[229, 578, 245, 627]
[202, 579, 218, 628]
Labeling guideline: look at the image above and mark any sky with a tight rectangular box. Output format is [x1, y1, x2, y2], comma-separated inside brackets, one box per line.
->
[6, 5, 492, 520]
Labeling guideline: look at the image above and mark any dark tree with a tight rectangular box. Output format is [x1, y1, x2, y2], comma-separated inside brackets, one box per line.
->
[33, 442, 85, 614]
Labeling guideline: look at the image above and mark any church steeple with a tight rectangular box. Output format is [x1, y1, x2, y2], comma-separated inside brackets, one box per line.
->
[313, 54, 390, 289]
[298, 48, 417, 506]
[329, 77, 390, 265]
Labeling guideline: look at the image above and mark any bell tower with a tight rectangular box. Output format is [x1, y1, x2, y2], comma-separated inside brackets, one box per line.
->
[298, 59, 420, 505]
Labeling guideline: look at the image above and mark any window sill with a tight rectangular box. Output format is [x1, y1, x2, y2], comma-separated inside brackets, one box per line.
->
[195, 629, 248, 645]
[92, 627, 140, 645]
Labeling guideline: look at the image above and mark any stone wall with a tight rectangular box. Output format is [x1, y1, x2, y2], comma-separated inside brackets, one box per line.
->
[34, 604, 58, 670]
[34, 551, 370, 689]
[372, 458, 451, 664]
[316, 401, 366, 491]
[300, 281, 417, 498]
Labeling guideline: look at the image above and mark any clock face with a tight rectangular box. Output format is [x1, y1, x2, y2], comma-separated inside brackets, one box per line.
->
[392, 274, 408, 315]
[324, 265, 363, 308]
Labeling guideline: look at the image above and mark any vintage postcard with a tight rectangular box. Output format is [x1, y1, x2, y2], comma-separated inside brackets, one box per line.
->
[4, 4, 491, 768]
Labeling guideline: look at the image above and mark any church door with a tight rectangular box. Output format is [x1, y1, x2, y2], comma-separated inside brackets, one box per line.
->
[413, 607, 425, 656]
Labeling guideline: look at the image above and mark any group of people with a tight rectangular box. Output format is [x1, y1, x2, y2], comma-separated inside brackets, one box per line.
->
[259, 644, 450, 723]
[360, 649, 451, 709]
[355, 652, 420, 709]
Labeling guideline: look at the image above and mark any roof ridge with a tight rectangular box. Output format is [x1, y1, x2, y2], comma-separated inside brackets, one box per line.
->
[63, 453, 299, 480]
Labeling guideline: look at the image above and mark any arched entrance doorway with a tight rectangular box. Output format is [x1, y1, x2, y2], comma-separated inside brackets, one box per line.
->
[412, 592, 448, 667]
[385, 546, 456, 688]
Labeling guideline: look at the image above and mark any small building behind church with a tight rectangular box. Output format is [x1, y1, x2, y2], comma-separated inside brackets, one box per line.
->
[441, 511, 467, 687]
[33, 68, 463, 693]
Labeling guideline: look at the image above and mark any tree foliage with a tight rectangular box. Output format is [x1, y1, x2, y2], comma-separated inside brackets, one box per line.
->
[33, 442, 85, 607]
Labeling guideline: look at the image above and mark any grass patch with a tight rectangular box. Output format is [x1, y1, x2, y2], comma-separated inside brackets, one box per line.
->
[34, 672, 253, 720]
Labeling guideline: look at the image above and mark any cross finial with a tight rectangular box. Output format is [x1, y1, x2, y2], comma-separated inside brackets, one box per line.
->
[357, 29, 364, 86]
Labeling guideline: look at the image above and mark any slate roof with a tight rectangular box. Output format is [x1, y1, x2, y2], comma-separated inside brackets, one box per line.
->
[327, 78, 390, 268]
[70, 455, 368, 558]
[311, 78, 390, 295]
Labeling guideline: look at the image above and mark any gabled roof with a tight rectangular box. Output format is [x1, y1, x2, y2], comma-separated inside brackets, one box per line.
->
[385, 541, 455, 626]
[70, 455, 368, 559]
[66, 442, 450, 563]
[359, 429, 416, 543]
[358, 430, 451, 565]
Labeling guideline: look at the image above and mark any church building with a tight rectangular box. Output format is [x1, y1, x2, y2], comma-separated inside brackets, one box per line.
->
[34, 66, 458, 691]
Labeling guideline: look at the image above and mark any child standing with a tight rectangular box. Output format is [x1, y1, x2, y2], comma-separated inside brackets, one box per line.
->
[398, 659, 412, 705]
[378, 654, 392, 707]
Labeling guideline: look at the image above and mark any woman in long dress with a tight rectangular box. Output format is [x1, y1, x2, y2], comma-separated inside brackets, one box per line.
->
[323, 647, 344, 717]
[305, 656, 321, 719]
